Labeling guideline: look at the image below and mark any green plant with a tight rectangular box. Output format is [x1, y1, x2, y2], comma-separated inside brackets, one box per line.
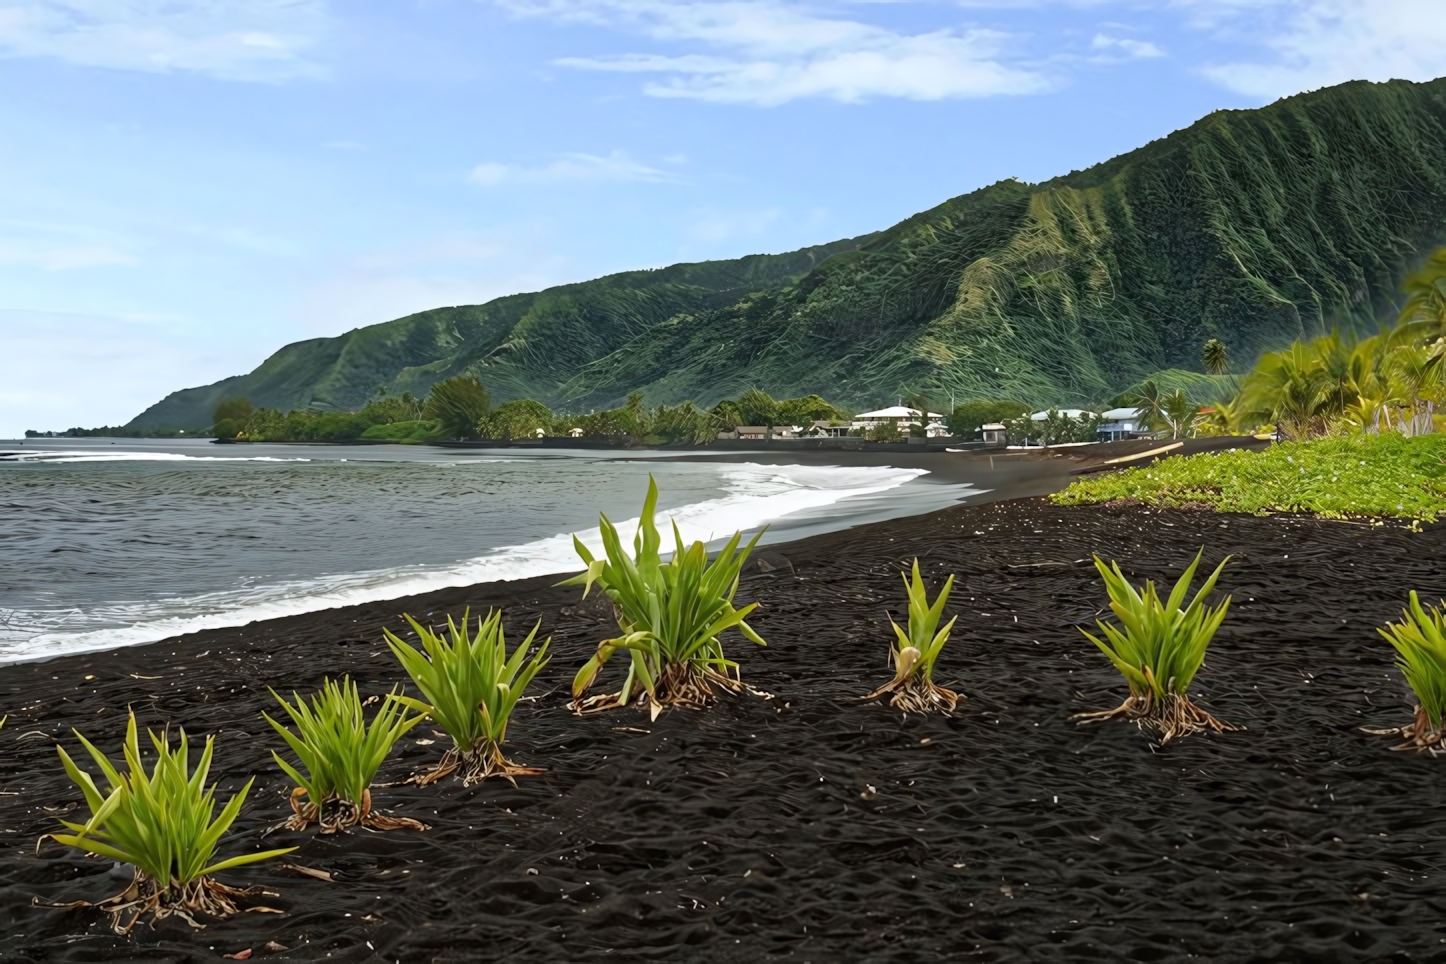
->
[43, 711, 294, 933]
[864, 559, 960, 713]
[1202, 339, 1230, 375]
[423, 374, 491, 439]
[1369, 592, 1446, 751]
[1073, 552, 1236, 743]
[386, 609, 551, 785]
[1052, 433, 1446, 522]
[561, 476, 767, 717]
[265, 677, 426, 833]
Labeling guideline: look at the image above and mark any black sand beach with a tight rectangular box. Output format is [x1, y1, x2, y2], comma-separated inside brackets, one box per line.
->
[1, 448, 1438, 962]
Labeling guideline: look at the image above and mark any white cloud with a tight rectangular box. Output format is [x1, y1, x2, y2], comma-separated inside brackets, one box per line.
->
[469, 149, 682, 186]
[501, 0, 1049, 105]
[0, 0, 327, 81]
[1189, 0, 1446, 100]
[1091, 33, 1163, 60]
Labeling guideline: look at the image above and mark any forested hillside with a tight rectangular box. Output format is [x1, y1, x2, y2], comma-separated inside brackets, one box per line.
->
[131, 78, 1446, 428]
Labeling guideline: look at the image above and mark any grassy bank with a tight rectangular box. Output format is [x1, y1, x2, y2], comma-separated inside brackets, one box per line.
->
[1052, 433, 1446, 522]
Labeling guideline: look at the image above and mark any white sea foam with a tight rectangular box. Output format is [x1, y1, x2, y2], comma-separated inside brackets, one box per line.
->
[2, 451, 315, 463]
[3, 461, 930, 663]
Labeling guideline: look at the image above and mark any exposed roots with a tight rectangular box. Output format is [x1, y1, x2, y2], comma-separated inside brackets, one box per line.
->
[570, 663, 771, 720]
[863, 674, 960, 715]
[284, 787, 428, 833]
[34, 869, 278, 934]
[1362, 705, 1446, 753]
[410, 743, 544, 788]
[1072, 692, 1237, 745]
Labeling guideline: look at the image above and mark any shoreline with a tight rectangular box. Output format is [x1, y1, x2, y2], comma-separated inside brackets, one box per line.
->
[0, 438, 1262, 668]
[3, 495, 1445, 960]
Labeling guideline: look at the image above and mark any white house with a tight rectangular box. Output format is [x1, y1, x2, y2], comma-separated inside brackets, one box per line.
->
[851, 406, 949, 437]
[808, 420, 851, 438]
[1098, 407, 1146, 441]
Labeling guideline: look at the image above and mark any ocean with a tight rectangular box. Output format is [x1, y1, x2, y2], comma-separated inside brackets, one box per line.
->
[0, 438, 982, 663]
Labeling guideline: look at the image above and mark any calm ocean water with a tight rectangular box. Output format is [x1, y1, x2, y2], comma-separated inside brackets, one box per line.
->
[0, 439, 981, 663]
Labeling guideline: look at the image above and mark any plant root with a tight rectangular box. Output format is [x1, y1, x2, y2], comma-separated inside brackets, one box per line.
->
[570, 664, 771, 720]
[1362, 705, 1446, 752]
[33, 869, 278, 934]
[284, 787, 428, 833]
[1072, 692, 1237, 745]
[863, 674, 960, 714]
[410, 743, 543, 788]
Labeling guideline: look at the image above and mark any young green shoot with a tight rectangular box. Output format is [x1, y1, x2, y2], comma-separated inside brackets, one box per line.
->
[1074, 551, 1236, 743]
[265, 677, 426, 833]
[864, 559, 960, 713]
[43, 711, 294, 933]
[1369, 591, 1446, 751]
[386, 608, 551, 785]
[560, 476, 767, 718]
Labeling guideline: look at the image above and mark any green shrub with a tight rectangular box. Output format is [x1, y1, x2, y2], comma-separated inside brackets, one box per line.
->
[1074, 552, 1236, 743]
[864, 559, 960, 713]
[45, 711, 294, 933]
[561, 476, 767, 717]
[359, 418, 444, 442]
[265, 677, 426, 833]
[386, 610, 550, 784]
[1053, 433, 1446, 522]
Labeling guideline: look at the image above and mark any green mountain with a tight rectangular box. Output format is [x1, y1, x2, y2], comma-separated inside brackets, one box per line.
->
[131, 78, 1446, 429]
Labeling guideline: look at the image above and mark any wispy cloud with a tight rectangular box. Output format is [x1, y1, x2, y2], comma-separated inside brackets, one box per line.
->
[0, 0, 328, 81]
[1091, 33, 1163, 61]
[469, 149, 682, 186]
[1185, 0, 1446, 100]
[501, 0, 1049, 105]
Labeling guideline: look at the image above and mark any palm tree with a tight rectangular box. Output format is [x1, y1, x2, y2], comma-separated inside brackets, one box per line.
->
[423, 375, 491, 439]
[1195, 398, 1246, 437]
[1122, 380, 1167, 436]
[1202, 339, 1230, 375]
[1161, 389, 1197, 440]
[1398, 248, 1446, 341]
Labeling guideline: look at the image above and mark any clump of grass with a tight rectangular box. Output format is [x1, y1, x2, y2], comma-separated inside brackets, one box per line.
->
[561, 476, 767, 718]
[1074, 552, 1237, 744]
[1052, 433, 1446, 522]
[864, 559, 960, 713]
[1367, 592, 1446, 752]
[41, 711, 294, 933]
[265, 677, 426, 833]
[386, 609, 551, 785]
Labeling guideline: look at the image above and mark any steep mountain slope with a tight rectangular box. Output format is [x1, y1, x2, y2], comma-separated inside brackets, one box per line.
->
[131, 78, 1446, 428]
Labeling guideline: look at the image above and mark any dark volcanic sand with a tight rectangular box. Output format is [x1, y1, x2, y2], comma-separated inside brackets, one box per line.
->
[3, 498, 1445, 963]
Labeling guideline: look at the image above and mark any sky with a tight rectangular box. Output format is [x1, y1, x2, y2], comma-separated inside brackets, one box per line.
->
[3, 0, 1446, 438]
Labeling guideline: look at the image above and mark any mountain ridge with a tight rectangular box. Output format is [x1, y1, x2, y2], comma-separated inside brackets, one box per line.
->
[130, 77, 1446, 428]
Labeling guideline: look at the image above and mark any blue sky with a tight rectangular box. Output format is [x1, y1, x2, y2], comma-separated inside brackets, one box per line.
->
[4, 0, 1445, 437]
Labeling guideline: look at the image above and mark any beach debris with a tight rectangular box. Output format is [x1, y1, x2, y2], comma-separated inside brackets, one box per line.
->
[263, 942, 289, 953]
[561, 476, 767, 717]
[280, 863, 333, 881]
[863, 560, 961, 714]
[265, 677, 428, 833]
[385, 609, 550, 786]
[1071, 552, 1236, 744]
[222, 949, 253, 960]
[1364, 591, 1446, 752]
[37, 711, 293, 933]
